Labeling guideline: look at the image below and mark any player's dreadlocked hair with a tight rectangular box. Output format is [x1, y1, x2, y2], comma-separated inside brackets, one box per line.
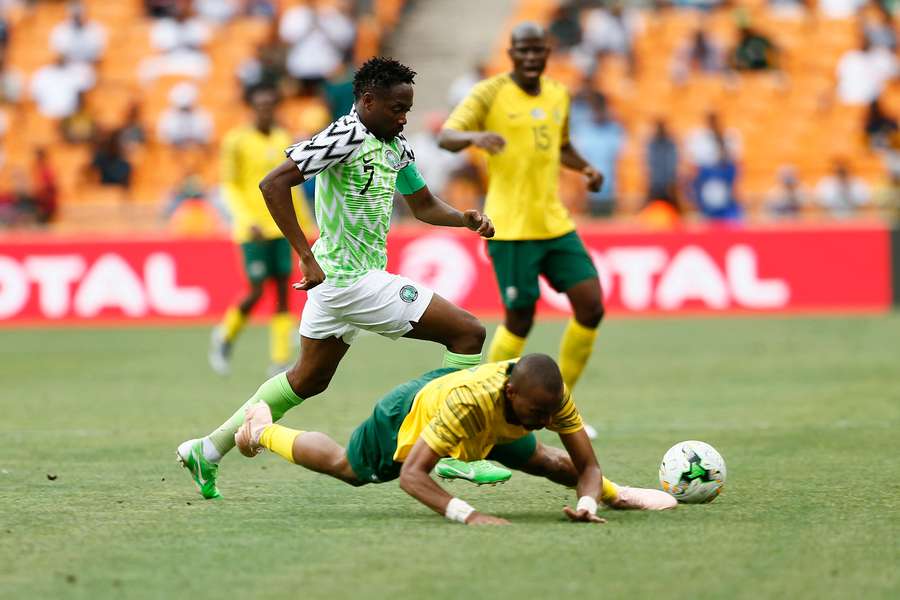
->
[352, 57, 417, 99]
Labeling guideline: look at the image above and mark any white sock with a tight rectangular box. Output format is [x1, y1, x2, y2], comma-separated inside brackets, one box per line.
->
[202, 437, 223, 463]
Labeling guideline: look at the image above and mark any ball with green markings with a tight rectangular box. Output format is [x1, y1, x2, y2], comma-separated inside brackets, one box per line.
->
[659, 440, 726, 503]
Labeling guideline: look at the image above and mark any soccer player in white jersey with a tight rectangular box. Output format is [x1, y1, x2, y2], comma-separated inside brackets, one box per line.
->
[178, 58, 509, 499]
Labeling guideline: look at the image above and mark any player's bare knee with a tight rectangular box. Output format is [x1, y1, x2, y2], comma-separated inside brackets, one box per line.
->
[576, 301, 605, 329]
[449, 313, 485, 354]
[286, 366, 334, 399]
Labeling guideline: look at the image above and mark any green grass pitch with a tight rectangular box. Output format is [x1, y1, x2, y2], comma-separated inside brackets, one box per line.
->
[2, 316, 899, 598]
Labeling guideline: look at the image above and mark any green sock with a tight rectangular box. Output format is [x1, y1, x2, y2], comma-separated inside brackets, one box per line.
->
[442, 350, 481, 370]
[207, 372, 303, 456]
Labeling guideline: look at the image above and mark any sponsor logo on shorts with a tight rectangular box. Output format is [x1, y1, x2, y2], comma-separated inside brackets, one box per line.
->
[249, 261, 266, 278]
[505, 286, 518, 301]
[399, 284, 418, 303]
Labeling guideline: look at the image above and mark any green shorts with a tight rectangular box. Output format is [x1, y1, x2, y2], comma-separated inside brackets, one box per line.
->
[487, 231, 598, 310]
[240, 238, 293, 284]
[346, 368, 538, 484]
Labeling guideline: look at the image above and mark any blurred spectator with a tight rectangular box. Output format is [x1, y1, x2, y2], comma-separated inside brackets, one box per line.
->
[819, 0, 867, 19]
[646, 119, 679, 204]
[164, 172, 206, 218]
[814, 160, 870, 218]
[729, 26, 779, 71]
[874, 169, 900, 221]
[691, 159, 742, 222]
[765, 166, 805, 218]
[90, 129, 132, 189]
[685, 112, 741, 168]
[0, 167, 37, 227]
[141, 2, 211, 81]
[238, 37, 288, 101]
[145, 0, 178, 19]
[119, 101, 147, 151]
[60, 92, 97, 143]
[164, 173, 223, 237]
[570, 92, 626, 216]
[864, 98, 898, 151]
[671, 27, 724, 83]
[547, 1, 582, 51]
[0, 48, 23, 104]
[29, 56, 95, 118]
[156, 82, 212, 148]
[863, 7, 897, 51]
[835, 38, 897, 105]
[194, 0, 237, 24]
[280, 0, 356, 90]
[578, 3, 639, 74]
[50, 2, 106, 65]
[407, 111, 469, 197]
[0, 13, 9, 51]
[448, 61, 487, 109]
[31, 148, 58, 224]
[322, 64, 355, 119]
[244, 0, 276, 19]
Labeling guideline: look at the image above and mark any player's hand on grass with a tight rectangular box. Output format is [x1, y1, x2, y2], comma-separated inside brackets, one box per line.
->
[563, 506, 607, 524]
[465, 512, 510, 526]
[293, 254, 326, 291]
[463, 210, 495, 238]
[582, 166, 604, 193]
[473, 132, 506, 154]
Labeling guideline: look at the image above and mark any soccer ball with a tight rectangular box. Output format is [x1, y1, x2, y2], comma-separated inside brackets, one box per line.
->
[658, 440, 726, 504]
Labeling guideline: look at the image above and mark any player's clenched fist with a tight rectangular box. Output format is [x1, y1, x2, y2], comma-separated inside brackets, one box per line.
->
[582, 166, 604, 193]
[293, 254, 326, 291]
[463, 210, 495, 238]
[473, 131, 506, 154]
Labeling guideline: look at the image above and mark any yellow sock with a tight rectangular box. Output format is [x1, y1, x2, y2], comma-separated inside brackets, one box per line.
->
[221, 306, 246, 343]
[258, 424, 304, 464]
[487, 325, 527, 362]
[600, 477, 619, 504]
[558, 319, 598, 389]
[269, 312, 295, 365]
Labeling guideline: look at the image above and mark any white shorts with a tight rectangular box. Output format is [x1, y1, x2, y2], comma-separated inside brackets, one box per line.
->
[299, 270, 435, 345]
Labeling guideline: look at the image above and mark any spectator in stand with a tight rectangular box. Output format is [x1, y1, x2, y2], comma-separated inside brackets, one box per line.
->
[194, 0, 238, 24]
[145, 0, 178, 19]
[0, 12, 9, 52]
[322, 63, 355, 119]
[765, 166, 805, 219]
[570, 92, 626, 216]
[447, 61, 487, 108]
[60, 92, 97, 144]
[645, 119, 679, 206]
[0, 48, 23, 104]
[31, 148, 57, 224]
[156, 82, 213, 148]
[244, 0, 276, 19]
[238, 36, 288, 101]
[578, 2, 639, 75]
[141, 1, 211, 81]
[729, 25, 779, 71]
[835, 37, 898, 105]
[865, 98, 899, 151]
[0, 167, 37, 227]
[547, 1, 582, 53]
[671, 27, 724, 84]
[119, 101, 147, 151]
[685, 111, 741, 168]
[89, 129, 132, 190]
[874, 168, 900, 221]
[50, 2, 106, 66]
[29, 55, 95, 119]
[863, 6, 897, 51]
[814, 160, 870, 218]
[688, 116, 742, 222]
[279, 0, 356, 92]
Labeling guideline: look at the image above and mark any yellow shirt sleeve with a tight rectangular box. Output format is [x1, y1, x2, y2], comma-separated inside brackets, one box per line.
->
[420, 387, 487, 457]
[443, 76, 507, 132]
[547, 385, 583, 435]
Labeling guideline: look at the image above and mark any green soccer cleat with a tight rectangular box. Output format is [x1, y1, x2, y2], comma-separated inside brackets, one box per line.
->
[176, 439, 221, 499]
[435, 458, 512, 485]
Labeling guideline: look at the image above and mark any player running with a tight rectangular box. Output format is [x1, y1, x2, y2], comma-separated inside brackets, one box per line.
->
[438, 23, 606, 438]
[209, 84, 315, 377]
[178, 57, 510, 499]
[234, 354, 676, 524]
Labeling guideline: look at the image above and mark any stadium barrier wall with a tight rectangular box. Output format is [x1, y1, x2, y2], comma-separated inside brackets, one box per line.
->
[0, 224, 892, 325]
[893, 227, 900, 308]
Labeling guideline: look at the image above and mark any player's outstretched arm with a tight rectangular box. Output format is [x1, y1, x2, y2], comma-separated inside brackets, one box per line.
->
[560, 142, 604, 193]
[437, 129, 507, 154]
[559, 429, 606, 524]
[399, 438, 509, 526]
[259, 159, 323, 290]
[403, 185, 494, 238]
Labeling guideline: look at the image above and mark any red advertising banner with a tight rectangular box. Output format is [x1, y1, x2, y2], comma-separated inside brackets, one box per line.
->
[0, 225, 891, 325]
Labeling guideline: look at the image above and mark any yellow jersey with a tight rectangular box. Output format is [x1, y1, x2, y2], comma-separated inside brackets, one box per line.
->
[220, 124, 315, 243]
[443, 74, 575, 240]
[394, 360, 583, 463]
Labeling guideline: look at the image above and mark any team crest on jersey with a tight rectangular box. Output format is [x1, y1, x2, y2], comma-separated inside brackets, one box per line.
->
[399, 284, 418, 303]
[385, 149, 401, 169]
[530, 108, 546, 120]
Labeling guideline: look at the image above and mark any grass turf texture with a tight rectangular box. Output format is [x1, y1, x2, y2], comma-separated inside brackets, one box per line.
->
[2, 316, 899, 599]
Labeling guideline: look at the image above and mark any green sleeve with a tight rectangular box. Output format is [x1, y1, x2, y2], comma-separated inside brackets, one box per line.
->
[396, 162, 427, 195]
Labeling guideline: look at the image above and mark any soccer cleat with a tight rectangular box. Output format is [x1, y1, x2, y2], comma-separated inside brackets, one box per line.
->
[607, 486, 677, 511]
[176, 439, 221, 499]
[435, 458, 512, 485]
[234, 402, 273, 458]
[208, 327, 231, 376]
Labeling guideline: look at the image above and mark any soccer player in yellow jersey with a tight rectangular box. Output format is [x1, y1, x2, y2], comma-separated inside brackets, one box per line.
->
[234, 354, 675, 524]
[439, 23, 606, 437]
[209, 85, 316, 376]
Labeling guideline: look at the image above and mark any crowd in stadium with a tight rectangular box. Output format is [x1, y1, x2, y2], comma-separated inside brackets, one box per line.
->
[0, 0, 897, 230]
